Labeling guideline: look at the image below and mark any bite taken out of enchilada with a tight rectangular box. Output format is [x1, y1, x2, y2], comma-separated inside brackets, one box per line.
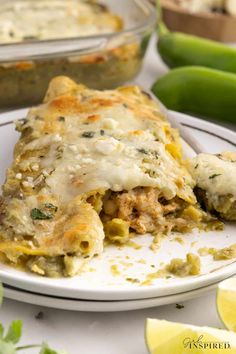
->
[0, 76, 222, 277]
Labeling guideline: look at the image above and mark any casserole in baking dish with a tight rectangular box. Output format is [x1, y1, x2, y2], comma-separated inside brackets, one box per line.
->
[0, 0, 156, 108]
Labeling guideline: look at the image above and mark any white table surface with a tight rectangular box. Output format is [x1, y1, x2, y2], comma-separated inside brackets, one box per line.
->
[0, 35, 231, 354]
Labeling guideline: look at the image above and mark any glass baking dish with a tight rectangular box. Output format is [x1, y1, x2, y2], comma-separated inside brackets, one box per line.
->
[0, 0, 156, 109]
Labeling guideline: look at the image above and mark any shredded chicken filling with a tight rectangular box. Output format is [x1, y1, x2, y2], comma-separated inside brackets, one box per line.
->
[100, 187, 194, 236]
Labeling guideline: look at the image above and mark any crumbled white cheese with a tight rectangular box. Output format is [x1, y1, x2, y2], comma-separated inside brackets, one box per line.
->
[16, 173, 22, 180]
[67, 164, 81, 173]
[24, 134, 60, 151]
[31, 163, 39, 171]
[52, 134, 62, 143]
[79, 145, 89, 153]
[94, 137, 122, 155]
[68, 145, 78, 153]
[30, 88, 195, 204]
[81, 158, 95, 164]
[22, 181, 34, 188]
[27, 240, 35, 248]
[113, 184, 122, 191]
[102, 118, 119, 130]
[42, 170, 49, 177]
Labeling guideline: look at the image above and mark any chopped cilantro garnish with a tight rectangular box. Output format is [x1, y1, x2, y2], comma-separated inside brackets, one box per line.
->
[209, 174, 221, 179]
[137, 148, 159, 159]
[0, 318, 67, 353]
[44, 203, 58, 212]
[30, 208, 53, 220]
[81, 131, 95, 138]
[0, 284, 66, 352]
[137, 148, 149, 154]
[152, 151, 159, 159]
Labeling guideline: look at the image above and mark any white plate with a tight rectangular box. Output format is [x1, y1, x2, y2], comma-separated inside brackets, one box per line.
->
[0, 109, 236, 301]
[3, 280, 221, 312]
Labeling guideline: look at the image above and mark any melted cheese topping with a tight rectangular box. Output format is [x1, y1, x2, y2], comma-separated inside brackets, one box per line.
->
[0, 0, 122, 43]
[190, 152, 236, 200]
[19, 77, 196, 206]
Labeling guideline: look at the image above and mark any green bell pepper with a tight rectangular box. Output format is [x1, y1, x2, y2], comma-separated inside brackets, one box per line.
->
[158, 27, 236, 74]
[152, 66, 236, 123]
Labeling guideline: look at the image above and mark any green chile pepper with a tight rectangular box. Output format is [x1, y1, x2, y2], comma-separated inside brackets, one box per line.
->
[158, 24, 236, 74]
[151, 66, 236, 123]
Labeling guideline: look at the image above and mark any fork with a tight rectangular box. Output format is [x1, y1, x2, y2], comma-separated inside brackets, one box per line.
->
[148, 90, 205, 154]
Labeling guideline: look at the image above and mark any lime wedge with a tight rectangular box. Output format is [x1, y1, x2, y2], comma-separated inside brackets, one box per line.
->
[217, 278, 236, 332]
[145, 318, 236, 353]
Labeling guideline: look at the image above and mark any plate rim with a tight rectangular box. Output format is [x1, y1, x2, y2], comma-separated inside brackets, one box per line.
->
[3, 279, 223, 312]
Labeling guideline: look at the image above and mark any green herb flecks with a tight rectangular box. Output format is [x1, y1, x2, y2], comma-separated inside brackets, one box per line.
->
[44, 203, 58, 212]
[30, 208, 53, 220]
[39, 342, 68, 354]
[137, 148, 149, 155]
[152, 151, 159, 159]
[81, 131, 95, 138]
[209, 174, 221, 179]
[58, 116, 65, 122]
[137, 148, 159, 159]
[147, 169, 158, 178]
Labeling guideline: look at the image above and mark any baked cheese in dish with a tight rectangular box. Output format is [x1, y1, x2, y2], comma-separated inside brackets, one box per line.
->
[0, 76, 221, 277]
[0, 0, 122, 43]
[190, 152, 236, 221]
